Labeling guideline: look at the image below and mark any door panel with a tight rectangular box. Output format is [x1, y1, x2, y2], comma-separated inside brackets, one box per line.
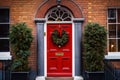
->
[47, 24, 72, 77]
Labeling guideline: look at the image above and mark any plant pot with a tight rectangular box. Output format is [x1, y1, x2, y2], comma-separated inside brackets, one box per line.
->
[84, 71, 104, 80]
[10, 71, 29, 80]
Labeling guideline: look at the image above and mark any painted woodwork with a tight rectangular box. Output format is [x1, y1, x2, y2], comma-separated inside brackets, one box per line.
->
[47, 24, 72, 77]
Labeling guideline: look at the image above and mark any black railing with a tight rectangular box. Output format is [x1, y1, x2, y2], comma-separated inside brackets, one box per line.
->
[104, 59, 120, 80]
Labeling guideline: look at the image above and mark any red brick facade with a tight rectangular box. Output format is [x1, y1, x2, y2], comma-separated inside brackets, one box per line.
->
[0, 0, 120, 71]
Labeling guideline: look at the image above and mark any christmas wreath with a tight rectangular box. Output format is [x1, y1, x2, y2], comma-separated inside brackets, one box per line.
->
[51, 29, 69, 47]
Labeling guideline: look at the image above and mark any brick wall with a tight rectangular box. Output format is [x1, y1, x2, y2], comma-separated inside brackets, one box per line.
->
[0, 0, 120, 71]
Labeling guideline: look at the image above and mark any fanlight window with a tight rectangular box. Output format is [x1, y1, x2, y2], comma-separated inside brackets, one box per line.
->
[47, 7, 72, 21]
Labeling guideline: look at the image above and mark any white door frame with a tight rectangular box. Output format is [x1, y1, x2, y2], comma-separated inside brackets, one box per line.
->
[44, 21, 75, 77]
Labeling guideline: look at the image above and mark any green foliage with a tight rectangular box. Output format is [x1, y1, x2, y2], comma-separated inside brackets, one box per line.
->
[10, 22, 33, 71]
[51, 30, 69, 47]
[84, 22, 107, 72]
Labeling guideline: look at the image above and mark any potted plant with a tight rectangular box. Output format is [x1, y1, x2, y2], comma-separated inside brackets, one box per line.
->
[84, 22, 107, 80]
[9, 22, 33, 80]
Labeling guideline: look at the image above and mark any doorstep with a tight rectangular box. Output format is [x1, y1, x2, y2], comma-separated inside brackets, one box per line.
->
[36, 76, 83, 80]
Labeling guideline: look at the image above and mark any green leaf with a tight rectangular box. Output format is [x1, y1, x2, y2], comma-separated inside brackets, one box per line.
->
[84, 22, 107, 71]
[9, 22, 33, 71]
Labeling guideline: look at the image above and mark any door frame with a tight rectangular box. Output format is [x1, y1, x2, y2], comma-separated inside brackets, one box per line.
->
[44, 21, 75, 77]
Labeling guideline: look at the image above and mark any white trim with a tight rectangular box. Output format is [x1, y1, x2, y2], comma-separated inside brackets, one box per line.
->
[73, 18, 85, 22]
[36, 76, 45, 80]
[34, 18, 46, 22]
[34, 18, 85, 23]
[36, 76, 83, 80]
[72, 23, 75, 77]
[105, 52, 120, 59]
[44, 23, 47, 77]
[0, 38, 9, 39]
[46, 21, 73, 24]
[0, 52, 12, 60]
[74, 76, 83, 80]
[0, 23, 10, 24]
[44, 22, 75, 77]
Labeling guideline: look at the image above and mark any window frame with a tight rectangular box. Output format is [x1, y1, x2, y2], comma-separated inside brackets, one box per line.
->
[107, 7, 120, 52]
[0, 7, 10, 52]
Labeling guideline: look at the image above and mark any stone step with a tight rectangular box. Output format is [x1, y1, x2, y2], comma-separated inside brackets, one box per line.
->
[36, 76, 83, 80]
[46, 77, 73, 80]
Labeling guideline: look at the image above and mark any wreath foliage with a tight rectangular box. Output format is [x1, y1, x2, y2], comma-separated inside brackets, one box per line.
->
[51, 29, 69, 47]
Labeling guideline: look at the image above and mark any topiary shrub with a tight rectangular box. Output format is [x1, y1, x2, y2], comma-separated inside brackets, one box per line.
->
[84, 22, 107, 72]
[10, 22, 33, 71]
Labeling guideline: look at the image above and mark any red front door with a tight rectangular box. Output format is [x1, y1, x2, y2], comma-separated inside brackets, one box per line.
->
[47, 24, 72, 77]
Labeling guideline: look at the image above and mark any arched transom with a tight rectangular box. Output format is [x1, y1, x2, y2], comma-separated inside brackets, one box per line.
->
[46, 7, 73, 21]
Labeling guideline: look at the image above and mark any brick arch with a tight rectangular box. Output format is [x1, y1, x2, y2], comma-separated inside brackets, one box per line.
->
[35, 0, 83, 18]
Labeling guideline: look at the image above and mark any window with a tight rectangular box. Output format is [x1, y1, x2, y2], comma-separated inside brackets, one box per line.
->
[0, 8, 9, 52]
[108, 8, 120, 52]
[108, 9, 116, 19]
[46, 7, 72, 21]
